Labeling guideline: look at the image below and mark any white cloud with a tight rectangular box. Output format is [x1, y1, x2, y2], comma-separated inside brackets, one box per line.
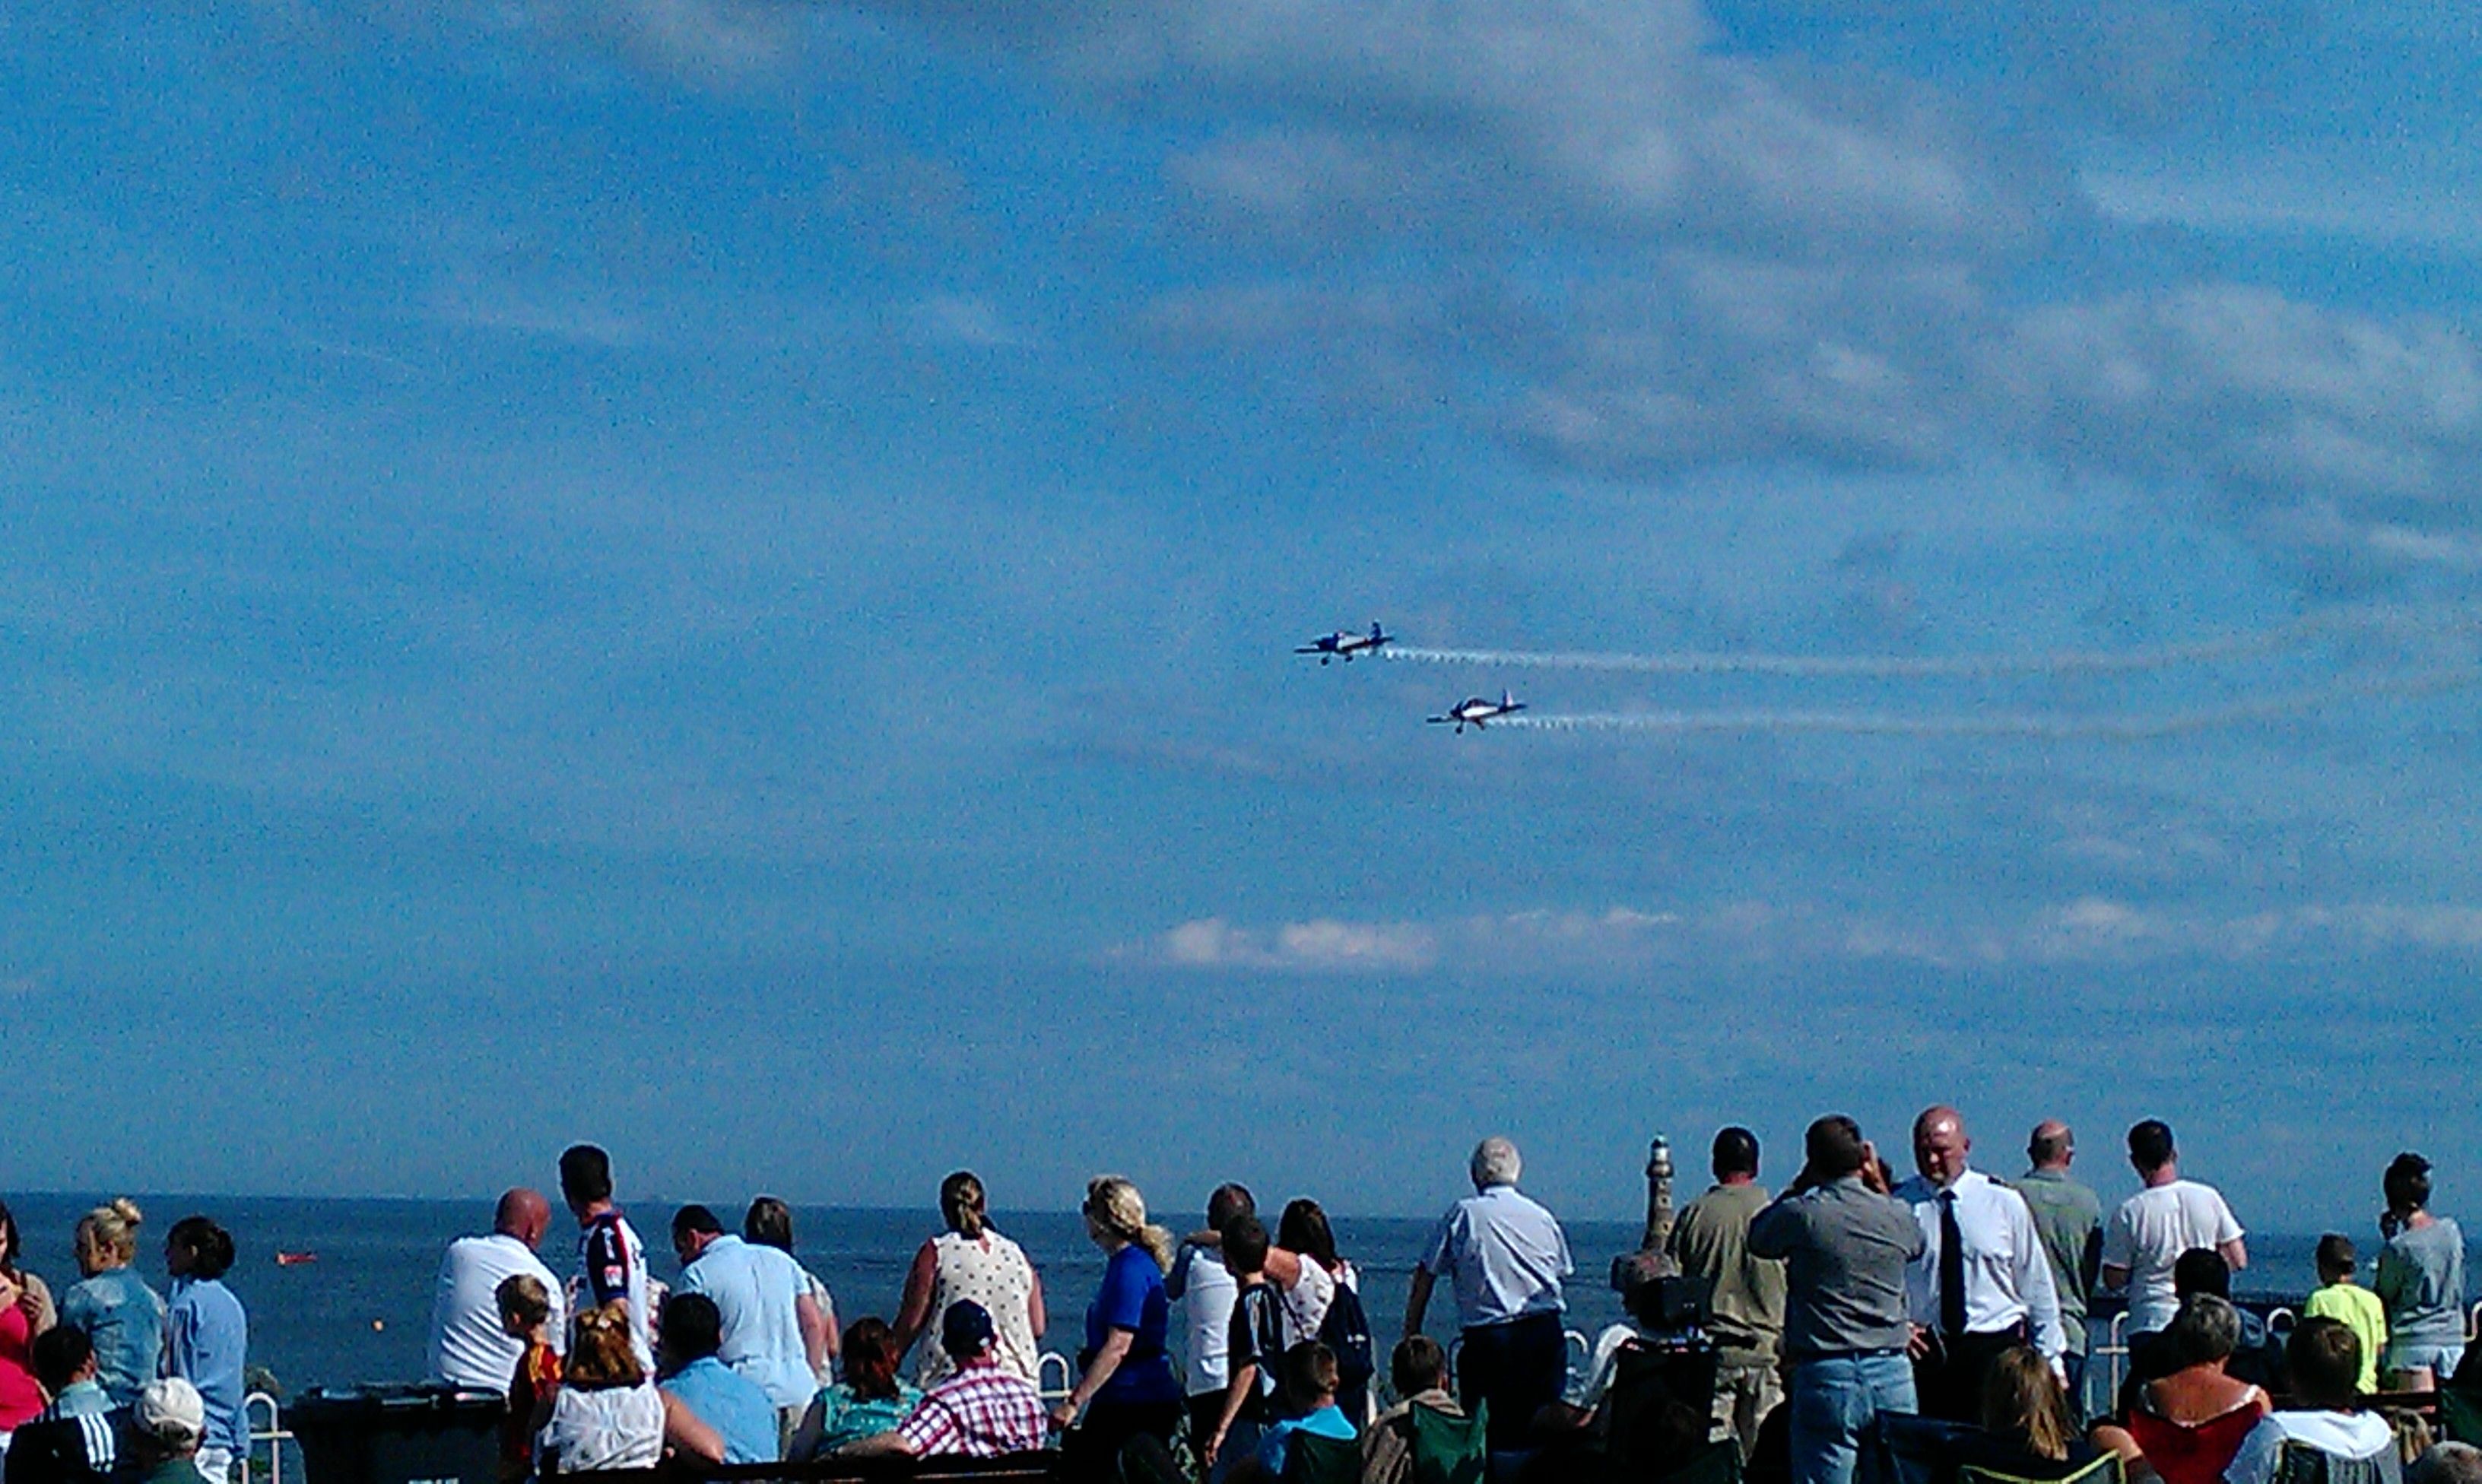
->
[1151, 915, 1438, 973]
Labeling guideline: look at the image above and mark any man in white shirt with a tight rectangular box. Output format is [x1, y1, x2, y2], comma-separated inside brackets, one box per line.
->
[1890, 1107, 2065, 1421]
[1164, 1183, 1255, 1463]
[673, 1204, 822, 1432]
[427, 1188, 565, 1390]
[2100, 1119, 2247, 1337]
[1403, 1137, 1573, 1454]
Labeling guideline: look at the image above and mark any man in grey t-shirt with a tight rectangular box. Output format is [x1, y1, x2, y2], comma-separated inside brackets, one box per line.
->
[1668, 1126, 1787, 1460]
[1750, 1116, 1925, 1484]
[2017, 1121, 2102, 1403]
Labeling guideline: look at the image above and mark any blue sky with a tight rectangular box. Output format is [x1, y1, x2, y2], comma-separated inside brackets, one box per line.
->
[5, 2, 2482, 1232]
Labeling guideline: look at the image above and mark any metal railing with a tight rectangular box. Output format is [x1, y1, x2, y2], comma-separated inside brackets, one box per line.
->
[1036, 1352, 1074, 1406]
[238, 1390, 290, 1484]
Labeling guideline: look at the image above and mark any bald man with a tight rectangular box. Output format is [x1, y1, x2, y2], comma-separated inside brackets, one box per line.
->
[427, 1188, 567, 1390]
[2017, 1121, 2102, 1407]
[1888, 1107, 2065, 1422]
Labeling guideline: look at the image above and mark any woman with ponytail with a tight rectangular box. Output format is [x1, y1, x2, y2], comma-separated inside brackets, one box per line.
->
[1051, 1175, 1183, 1481]
[164, 1215, 249, 1484]
[892, 1172, 1044, 1387]
[57, 1199, 163, 1410]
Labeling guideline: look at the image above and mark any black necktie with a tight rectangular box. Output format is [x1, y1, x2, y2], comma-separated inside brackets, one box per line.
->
[1938, 1189, 1967, 1337]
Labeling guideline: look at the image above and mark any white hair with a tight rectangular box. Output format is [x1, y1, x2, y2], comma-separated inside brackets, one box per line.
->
[1470, 1137, 1522, 1189]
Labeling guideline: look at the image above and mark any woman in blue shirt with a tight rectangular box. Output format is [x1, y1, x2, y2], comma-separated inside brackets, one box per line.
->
[164, 1215, 249, 1484]
[56, 1198, 164, 1410]
[1050, 1176, 1184, 1482]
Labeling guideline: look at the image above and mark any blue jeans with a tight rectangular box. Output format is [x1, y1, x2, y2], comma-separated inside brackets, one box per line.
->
[1787, 1351, 1918, 1484]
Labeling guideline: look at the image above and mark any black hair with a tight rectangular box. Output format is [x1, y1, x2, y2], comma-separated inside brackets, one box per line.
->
[560, 1144, 614, 1204]
[2128, 1120, 2176, 1172]
[1207, 1183, 1255, 1232]
[1806, 1115, 1867, 1178]
[1712, 1127, 1760, 1181]
[2287, 1316, 2363, 1409]
[1391, 1334, 1449, 1398]
[0, 1199, 17, 1278]
[30, 1326, 92, 1394]
[1277, 1199, 1339, 1272]
[1222, 1214, 1271, 1273]
[661, 1291, 725, 1362]
[168, 1216, 236, 1280]
[671, 1204, 725, 1241]
[2316, 1234, 2358, 1277]
[2173, 1246, 2230, 1299]
[2388, 1153, 2434, 1212]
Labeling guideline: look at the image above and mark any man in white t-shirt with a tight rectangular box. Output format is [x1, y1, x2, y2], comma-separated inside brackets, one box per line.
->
[427, 1188, 566, 1390]
[1165, 1183, 1255, 1460]
[2100, 1119, 2247, 1336]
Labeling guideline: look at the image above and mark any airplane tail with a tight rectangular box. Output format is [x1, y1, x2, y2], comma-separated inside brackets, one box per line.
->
[1371, 622, 1385, 640]
[1501, 690, 1514, 709]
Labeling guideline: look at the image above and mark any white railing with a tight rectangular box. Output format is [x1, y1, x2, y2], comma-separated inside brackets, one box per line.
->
[1565, 1329, 1592, 1403]
[1038, 1351, 1075, 1406]
[238, 1391, 290, 1484]
[2097, 1311, 2131, 1401]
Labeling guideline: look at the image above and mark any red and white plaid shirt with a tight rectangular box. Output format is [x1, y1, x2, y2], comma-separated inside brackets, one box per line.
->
[897, 1358, 1048, 1458]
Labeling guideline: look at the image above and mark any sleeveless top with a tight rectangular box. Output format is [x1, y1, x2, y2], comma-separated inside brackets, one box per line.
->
[538, 1382, 664, 1473]
[914, 1230, 1040, 1387]
[2128, 1387, 2268, 1484]
[0, 1286, 43, 1429]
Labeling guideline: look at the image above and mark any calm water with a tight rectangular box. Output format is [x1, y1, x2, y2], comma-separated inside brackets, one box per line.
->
[0, 1194, 2431, 1395]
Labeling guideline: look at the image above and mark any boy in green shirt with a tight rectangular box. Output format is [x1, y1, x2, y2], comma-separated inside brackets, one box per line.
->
[2302, 1233, 2387, 1394]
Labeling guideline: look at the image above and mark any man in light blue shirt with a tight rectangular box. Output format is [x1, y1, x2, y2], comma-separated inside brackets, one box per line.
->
[1401, 1137, 1572, 1452]
[657, 1293, 779, 1465]
[672, 1205, 817, 1430]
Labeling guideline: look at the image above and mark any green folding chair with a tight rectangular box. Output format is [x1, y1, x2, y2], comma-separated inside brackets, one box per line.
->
[1407, 1400, 1489, 1484]
[1281, 1428, 1364, 1484]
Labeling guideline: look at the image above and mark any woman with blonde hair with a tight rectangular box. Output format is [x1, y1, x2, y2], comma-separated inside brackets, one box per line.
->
[1950, 1346, 2106, 1479]
[1050, 1176, 1184, 1482]
[893, 1171, 1045, 1386]
[56, 1199, 163, 1409]
[538, 1304, 725, 1472]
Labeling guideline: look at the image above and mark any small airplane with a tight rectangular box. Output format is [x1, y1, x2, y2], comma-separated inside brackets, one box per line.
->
[1427, 691, 1525, 734]
[1295, 623, 1394, 664]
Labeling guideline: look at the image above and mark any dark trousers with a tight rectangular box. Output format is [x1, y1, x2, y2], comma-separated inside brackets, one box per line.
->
[1912, 1325, 2027, 1422]
[1458, 1311, 1567, 1452]
[1064, 1399, 1182, 1483]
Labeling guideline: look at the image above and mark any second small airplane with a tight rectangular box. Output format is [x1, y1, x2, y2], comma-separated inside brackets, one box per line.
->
[1427, 691, 1525, 734]
[1296, 623, 1394, 664]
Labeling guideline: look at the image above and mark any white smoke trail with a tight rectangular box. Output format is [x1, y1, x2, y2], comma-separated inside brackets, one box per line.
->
[1381, 604, 2477, 679]
[1489, 669, 2482, 740]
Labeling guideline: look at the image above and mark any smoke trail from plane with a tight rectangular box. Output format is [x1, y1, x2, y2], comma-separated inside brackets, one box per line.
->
[1490, 669, 2482, 740]
[1381, 605, 2475, 679]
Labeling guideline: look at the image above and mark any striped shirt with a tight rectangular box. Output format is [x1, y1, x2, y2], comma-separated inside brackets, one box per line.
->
[896, 1362, 1046, 1458]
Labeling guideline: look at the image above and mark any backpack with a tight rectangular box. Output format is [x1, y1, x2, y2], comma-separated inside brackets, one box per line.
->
[1316, 1278, 1375, 1401]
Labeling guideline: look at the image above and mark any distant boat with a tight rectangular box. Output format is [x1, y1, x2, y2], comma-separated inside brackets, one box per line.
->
[275, 1251, 318, 1267]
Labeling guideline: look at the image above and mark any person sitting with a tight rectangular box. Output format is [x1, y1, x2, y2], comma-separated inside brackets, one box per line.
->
[2411, 1442, 2482, 1484]
[789, 1318, 922, 1458]
[127, 1380, 210, 1484]
[1361, 1336, 1469, 1484]
[2303, 1238, 2387, 1397]
[538, 1302, 722, 1472]
[5, 1327, 126, 1484]
[840, 1300, 1048, 1460]
[1946, 1345, 2106, 1482]
[2113, 1295, 2268, 1484]
[655, 1292, 779, 1463]
[2223, 1318, 2399, 1484]
[1250, 1342, 1357, 1480]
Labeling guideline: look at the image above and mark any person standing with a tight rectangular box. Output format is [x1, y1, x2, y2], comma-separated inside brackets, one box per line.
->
[741, 1199, 838, 1384]
[2015, 1121, 2102, 1406]
[2376, 1153, 2466, 1392]
[428, 1189, 565, 1393]
[1049, 1177, 1185, 1481]
[56, 1201, 162, 1412]
[1166, 1184, 1254, 1462]
[671, 1206, 817, 1435]
[1402, 1137, 1573, 1454]
[1748, 1115, 1925, 1484]
[0, 1201, 56, 1443]
[1890, 1107, 2066, 1421]
[2303, 1235, 2386, 1395]
[161, 1218, 246, 1484]
[558, 1146, 652, 1371]
[2101, 1120, 2246, 1340]
[1665, 1126, 1786, 1460]
[892, 1172, 1045, 1387]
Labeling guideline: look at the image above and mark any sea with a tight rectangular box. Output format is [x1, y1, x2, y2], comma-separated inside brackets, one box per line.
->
[2, 1194, 2390, 1400]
